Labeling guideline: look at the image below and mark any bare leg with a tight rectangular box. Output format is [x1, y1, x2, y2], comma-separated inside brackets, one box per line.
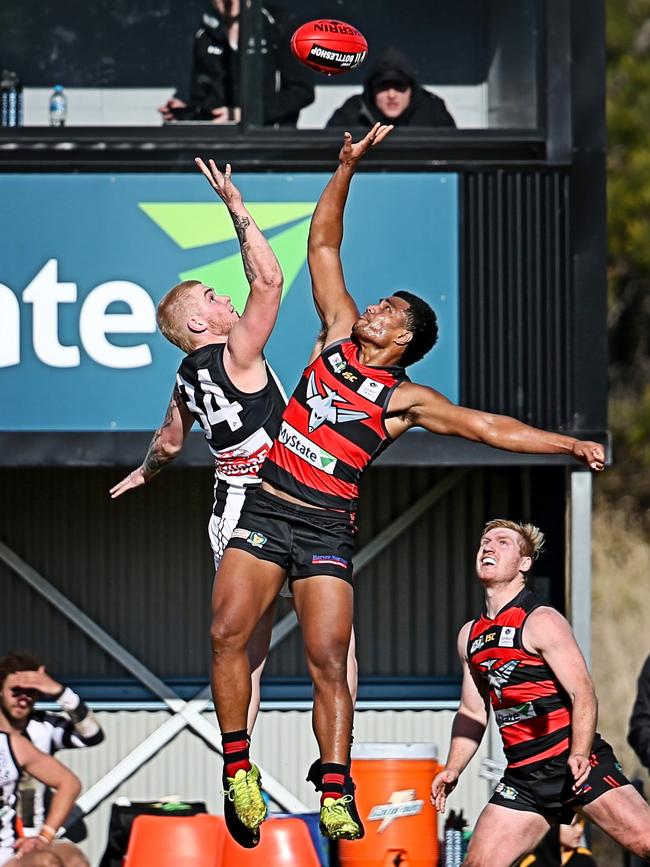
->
[580, 786, 650, 860]
[6, 850, 64, 866]
[210, 548, 286, 734]
[462, 803, 550, 866]
[292, 576, 354, 765]
[289, 599, 358, 707]
[50, 841, 89, 867]
[246, 599, 276, 734]
[347, 626, 359, 707]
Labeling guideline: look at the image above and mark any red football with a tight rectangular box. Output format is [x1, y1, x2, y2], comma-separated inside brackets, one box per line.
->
[291, 19, 368, 76]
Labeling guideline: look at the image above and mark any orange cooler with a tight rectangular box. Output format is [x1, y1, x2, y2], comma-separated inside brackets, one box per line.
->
[339, 742, 441, 867]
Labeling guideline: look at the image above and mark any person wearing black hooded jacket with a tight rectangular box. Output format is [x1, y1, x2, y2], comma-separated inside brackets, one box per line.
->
[629, 654, 650, 771]
[159, 0, 314, 126]
[326, 46, 455, 129]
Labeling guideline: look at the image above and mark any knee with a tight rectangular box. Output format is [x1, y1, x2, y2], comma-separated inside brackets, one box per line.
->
[65, 851, 90, 867]
[210, 612, 246, 655]
[309, 647, 349, 686]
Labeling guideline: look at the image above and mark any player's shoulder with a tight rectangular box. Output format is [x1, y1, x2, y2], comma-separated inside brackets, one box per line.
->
[28, 711, 68, 732]
[526, 604, 567, 626]
[178, 343, 225, 377]
[524, 604, 572, 643]
[457, 620, 474, 656]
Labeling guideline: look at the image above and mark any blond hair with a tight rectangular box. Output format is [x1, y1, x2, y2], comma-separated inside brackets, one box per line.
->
[481, 519, 545, 560]
[156, 280, 202, 353]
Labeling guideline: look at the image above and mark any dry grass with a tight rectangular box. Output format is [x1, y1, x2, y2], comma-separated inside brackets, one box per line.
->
[590, 496, 650, 862]
[592, 497, 650, 773]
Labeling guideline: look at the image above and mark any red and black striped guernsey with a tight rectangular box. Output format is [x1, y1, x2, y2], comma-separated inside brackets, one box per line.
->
[467, 588, 572, 768]
[261, 339, 409, 511]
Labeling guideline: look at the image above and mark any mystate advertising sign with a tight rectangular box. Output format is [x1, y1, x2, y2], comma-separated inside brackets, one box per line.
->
[0, 173, 458, 431]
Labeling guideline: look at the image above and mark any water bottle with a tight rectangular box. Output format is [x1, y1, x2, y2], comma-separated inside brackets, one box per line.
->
[1, 70, 19, 127]
[443, 809, 467, 867]
[0, 71, 12, 127]
[15, 73, 23, 126]
[49, 84, 67, 127]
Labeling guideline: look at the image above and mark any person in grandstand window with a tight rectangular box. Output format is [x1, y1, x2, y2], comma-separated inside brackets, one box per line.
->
[209, 124, 606, 845]
[431, 519, 650, 865]
[158, 0, 314, 126]
[0, 653, 89, 867]
[326, 46, 456, 129]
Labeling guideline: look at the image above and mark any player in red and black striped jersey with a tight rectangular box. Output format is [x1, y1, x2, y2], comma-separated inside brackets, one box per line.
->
[431, 520, 650, 865]
[212, 125, 608, 842]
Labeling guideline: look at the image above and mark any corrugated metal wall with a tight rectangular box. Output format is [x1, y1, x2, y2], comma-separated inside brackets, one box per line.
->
[0, 466, 528, 680]
[461, 170, 573, 429]
[62, 709, 492, 867]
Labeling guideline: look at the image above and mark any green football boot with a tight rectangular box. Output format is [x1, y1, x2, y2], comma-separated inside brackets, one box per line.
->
[223, 764, 267, 832]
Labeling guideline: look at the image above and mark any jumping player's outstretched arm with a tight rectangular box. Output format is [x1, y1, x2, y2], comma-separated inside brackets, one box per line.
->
[195, 158, 283, 373]
[109, 385, 195, 498]
[431, 622, 490, 813]
[524, 608, 598, 789]
[307, 124, 393, 360]
[387, 382, 605, 471]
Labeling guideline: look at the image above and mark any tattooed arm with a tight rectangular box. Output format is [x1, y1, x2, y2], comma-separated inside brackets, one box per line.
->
[109, 386, 195, 498]
[195, 158, 283, 375]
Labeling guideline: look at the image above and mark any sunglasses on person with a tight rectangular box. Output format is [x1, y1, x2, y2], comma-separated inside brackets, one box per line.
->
[10, 686, 39, 700]
[375, 81, 410, 93]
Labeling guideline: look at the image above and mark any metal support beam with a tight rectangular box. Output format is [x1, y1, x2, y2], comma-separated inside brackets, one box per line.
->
[569, 470, 592, 668]
[269, 469, 471, 649]
[1, 468, 471, 816]
[0, 541, 309, 814]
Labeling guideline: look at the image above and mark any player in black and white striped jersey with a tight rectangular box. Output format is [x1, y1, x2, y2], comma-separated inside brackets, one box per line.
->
[110, 156, 291, 732]
[0, 654, 103, 865]
[0, 655, 83, 866]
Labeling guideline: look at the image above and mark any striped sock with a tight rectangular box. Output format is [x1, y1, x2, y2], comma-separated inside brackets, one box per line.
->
[222, 729, 251, 778]
[320, 762, 347, 805]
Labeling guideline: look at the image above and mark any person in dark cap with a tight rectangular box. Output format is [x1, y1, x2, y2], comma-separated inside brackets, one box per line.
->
[325, 46, 455, 128]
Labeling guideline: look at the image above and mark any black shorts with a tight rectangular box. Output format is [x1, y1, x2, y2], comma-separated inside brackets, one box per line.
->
[489, 736, 630, 824]
[226, 489, 356, 584]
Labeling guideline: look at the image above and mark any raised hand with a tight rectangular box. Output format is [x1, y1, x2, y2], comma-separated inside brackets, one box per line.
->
[7, 666, 62, 697]
[571, 440, 605, 472]
[195, 157, 243, 209]
[338, 122, 394, 168]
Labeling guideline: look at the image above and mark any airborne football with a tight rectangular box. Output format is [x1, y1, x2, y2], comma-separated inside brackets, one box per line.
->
[290, 19, 368, 76]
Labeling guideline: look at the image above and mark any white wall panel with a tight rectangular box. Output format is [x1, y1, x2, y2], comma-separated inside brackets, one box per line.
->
[62, 709, 490, 866]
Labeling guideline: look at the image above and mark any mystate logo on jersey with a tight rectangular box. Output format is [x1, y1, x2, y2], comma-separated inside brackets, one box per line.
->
[278, 421, 337, 474]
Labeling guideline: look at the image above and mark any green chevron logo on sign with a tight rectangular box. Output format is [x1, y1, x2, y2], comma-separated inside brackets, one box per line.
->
[139, 201, 316, 312]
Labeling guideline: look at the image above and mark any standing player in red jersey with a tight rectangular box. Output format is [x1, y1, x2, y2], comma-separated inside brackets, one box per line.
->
[431, 520, 650, 864]
[210, 124, 606, 843]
